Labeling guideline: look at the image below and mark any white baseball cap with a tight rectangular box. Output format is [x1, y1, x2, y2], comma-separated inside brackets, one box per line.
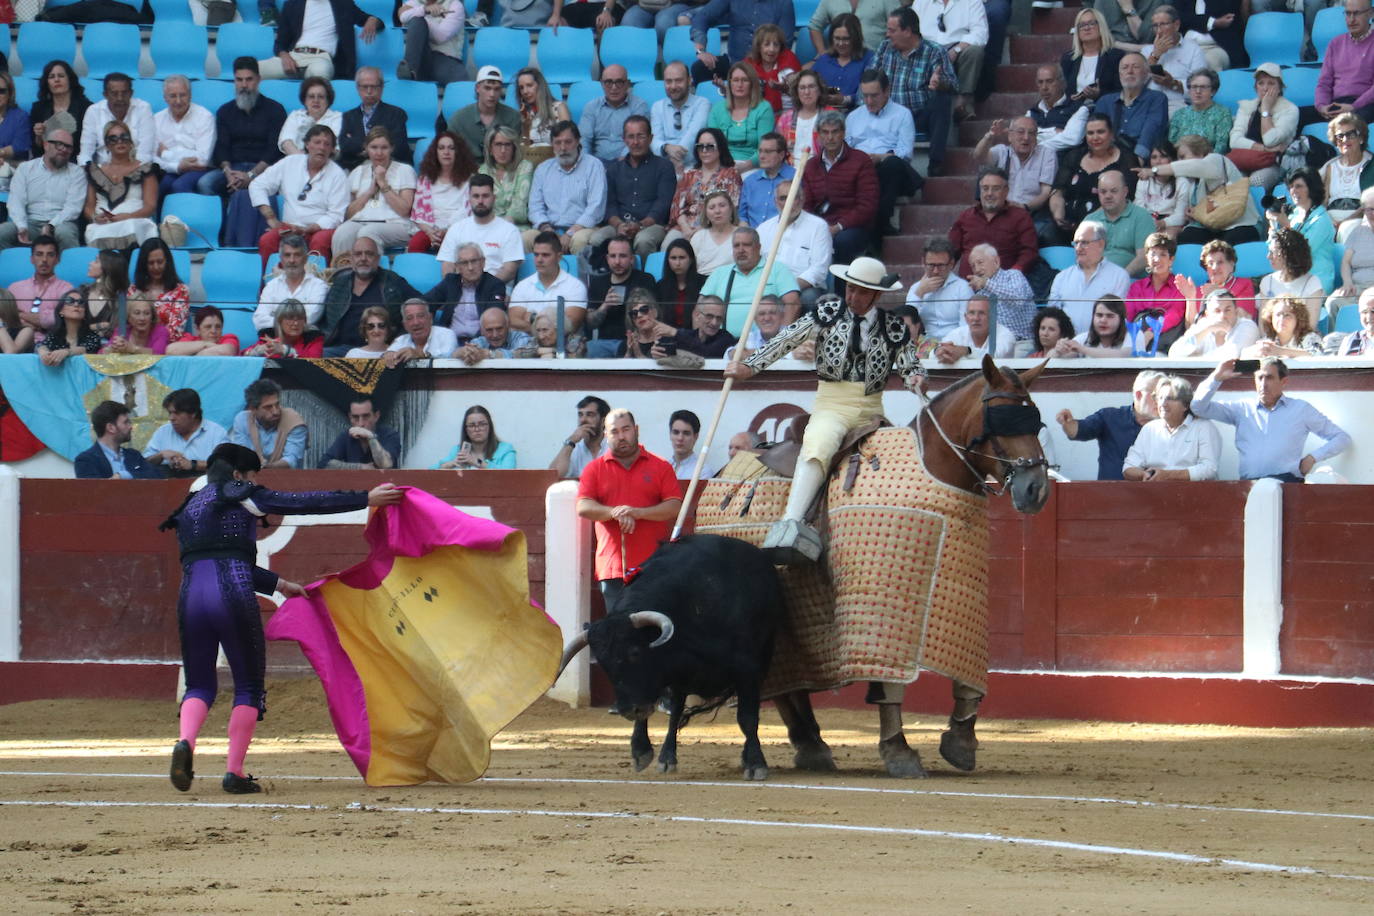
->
[476, 65, 504, 84]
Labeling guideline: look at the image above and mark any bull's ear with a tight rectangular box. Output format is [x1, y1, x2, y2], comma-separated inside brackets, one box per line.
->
[1019, 359, 1049, 389]
[981, 353, 1000, 387]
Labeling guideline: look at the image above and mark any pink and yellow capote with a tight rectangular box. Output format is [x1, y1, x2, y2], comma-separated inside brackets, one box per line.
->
[266, 487, 562, 786]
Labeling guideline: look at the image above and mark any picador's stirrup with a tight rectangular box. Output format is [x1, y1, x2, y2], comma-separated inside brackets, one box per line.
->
[761, 518, 823, 566]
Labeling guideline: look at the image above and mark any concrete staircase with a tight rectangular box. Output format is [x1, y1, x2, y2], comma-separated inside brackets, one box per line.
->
[880, 4, 1080, 304]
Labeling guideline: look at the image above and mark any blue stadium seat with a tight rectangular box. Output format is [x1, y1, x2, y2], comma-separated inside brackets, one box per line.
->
[134, 79, 166, 111]
[1336, 302, 1362, 332]
[536, 28, 595, 86]
[235, 0, 262, 24]
[162, 193, 224, 249]
[356, 26, 405, 76]
[794, 26, 817, 65]
[0, 248, 34, 287]
[793, 0, 820, 27]
[1303, 121, 1331, 142]
[355, 0, 392, 23]
[201, 250, 264, 311]
[565, 80, 602, 121]
[133, 245, 193, 282]
[642, 251, 664, 277]
[388, 81, 441, 138]
[1312, 6, 1345, 62]
[1234, 240, 1269, 280]
[333, 81, 362, 112]
[219, 307, 259, 348]
[1174, 243, 1207, 284]
[517, 252, 578, 280]
[413, 136, 432, 163]
[1244, 13, 1304, 67]
[390, 253, 443, 291]
[1040, 246, 1076, 271]
[600, 27, 658, 84]
[1328, 241, 1344, 291]
[473, 27, 531, 77]
[214, 24, 275, 76]
[82, 23, 142, 80]
[17, 23, 77, 76]
[663, 26, 720, 69]
[149, 0, 196, 25]
[12, 77, 38, 111]
[57, 247, 100, 287]
[442, 82, 477, 120]
[151, 24, 210, 80]
[634, 80, 667, 107]
[1214, 68, 1251, 114]
[695, 81, 723, 103]
[192, 78, 236, 114]
[256, 79, 302, 112]
[1280, 66, 1320, 109]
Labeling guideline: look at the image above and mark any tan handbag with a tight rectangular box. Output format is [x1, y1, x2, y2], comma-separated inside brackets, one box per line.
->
[1193, 160, 1251, 230]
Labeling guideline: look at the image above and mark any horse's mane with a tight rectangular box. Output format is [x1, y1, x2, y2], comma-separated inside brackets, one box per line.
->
[927, 364, 1023, 410]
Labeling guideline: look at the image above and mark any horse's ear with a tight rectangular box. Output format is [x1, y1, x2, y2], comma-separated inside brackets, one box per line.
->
[1019, 359, 1050, 389]
[980, 353, 1001, 387]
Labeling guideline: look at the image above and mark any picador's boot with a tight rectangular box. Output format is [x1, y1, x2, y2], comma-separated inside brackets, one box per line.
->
[762, 459, 826, 565]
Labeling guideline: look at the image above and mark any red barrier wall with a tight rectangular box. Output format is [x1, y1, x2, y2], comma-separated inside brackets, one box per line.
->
[14, 477, 1373, 683]
[18, 471, 557, 665]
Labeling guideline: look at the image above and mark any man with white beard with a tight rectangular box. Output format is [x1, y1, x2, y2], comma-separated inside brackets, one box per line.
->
[199, 57, 288, 246]
[524, 121, 607, 255]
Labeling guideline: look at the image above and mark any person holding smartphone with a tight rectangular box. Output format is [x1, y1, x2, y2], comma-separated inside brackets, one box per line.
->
[436, 405, 517, 470]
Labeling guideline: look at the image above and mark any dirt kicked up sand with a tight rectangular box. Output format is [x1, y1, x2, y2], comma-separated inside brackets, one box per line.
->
[1, 677, 1372, 915]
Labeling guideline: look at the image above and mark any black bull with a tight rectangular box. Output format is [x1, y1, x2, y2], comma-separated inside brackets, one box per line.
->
[558, 534, 783, 780]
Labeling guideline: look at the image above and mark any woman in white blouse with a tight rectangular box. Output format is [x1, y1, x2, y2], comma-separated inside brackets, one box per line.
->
[1227, 64, 1297, 193]
[279, 77, 343, 156]
[406, 130, 477, 253]
[331, 126, 417, 258]
[690, 190, 739, 276]
[1123, 375, 1221, 481]
[1258, 227, 1325, 328]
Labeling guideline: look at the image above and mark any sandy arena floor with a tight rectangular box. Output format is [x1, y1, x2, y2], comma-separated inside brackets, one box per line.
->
[1, 678, 1371, 914]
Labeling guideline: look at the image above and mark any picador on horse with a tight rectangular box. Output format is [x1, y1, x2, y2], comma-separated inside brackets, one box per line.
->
[715, 255, 1053, 777]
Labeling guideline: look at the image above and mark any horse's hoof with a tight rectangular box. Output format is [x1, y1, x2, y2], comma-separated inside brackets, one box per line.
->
[939, 715, 978, 772]
[742, 765, 770, 781]
[657, 760, 677, 774]
[793, 742, 838, 772]
[633, 751, 654, 772]
[879, 733, 927, 779]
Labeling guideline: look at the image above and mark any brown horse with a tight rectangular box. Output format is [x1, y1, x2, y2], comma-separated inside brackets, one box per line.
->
[771, 354, 1051, 778]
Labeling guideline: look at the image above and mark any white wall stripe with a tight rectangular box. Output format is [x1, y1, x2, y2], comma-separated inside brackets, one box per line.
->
[2, 797, 1370, 884]
[1, 771, 1369, 822]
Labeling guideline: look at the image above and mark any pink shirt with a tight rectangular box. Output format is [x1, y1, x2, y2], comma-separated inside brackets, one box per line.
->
[8, 275, 74, 338]
[1127, 274, 1186, 333]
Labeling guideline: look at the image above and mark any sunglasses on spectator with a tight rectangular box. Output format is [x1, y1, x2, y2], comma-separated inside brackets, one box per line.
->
[297, 180, 313, 201]
[629, 306, 655, 317]
[1336, 130, 1361, 141]
[695, 142, 717, 151]
[365, 321, 387, 329]
[106, 133, 131, 144]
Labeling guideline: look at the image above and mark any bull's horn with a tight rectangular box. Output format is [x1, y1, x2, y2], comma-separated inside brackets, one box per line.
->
[629, 611, 675, 648]
[556, 631, 590, 677]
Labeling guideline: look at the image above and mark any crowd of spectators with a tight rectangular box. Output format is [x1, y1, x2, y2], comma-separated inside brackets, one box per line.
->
[0, 2, 1365, 483]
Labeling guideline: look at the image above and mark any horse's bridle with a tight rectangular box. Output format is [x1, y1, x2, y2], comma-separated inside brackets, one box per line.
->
[919, 389, 1053, 497]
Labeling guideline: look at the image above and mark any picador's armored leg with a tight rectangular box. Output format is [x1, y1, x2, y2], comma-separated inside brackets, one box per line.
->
[939, 680, 984, 772]
[762, 459, 826, 565]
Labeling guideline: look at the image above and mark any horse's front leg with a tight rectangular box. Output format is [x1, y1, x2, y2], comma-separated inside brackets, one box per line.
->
[773, 690, 836, 771]
[939, 680, 983, 772]
[869, 681, 926, 779]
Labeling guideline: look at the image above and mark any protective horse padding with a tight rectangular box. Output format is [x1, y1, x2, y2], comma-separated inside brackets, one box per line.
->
[696, 427, 990, 696]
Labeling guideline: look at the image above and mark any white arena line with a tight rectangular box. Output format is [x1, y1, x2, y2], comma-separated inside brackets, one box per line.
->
[2, 797, 1372, 885]
[3, 771, 1372, 824]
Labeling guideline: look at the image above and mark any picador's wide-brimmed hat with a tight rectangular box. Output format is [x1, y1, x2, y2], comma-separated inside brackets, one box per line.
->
[829, 256, 903, 292]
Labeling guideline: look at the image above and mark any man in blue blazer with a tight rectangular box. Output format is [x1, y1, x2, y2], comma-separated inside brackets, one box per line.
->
[261, 0, 385, 81]
[74, 401, 166, 480]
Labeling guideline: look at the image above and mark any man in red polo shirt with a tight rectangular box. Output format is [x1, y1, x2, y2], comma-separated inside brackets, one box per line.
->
[576, 408, 683, 611]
